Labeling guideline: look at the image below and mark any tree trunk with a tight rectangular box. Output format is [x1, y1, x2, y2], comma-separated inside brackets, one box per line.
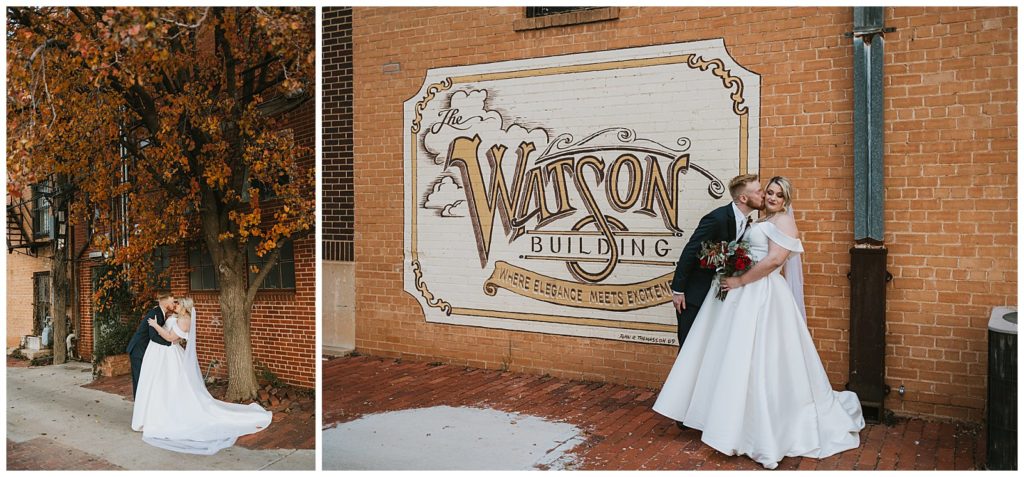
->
[216, 242, 260, 402]
[50, 175, 70, 364]
[51, 242, 68, 364]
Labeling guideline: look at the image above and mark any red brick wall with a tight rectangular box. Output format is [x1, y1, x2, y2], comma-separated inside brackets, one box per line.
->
[74, 99, 316, 389]
[878, 8, 1016, 422]
[351, 6, 1016, 423]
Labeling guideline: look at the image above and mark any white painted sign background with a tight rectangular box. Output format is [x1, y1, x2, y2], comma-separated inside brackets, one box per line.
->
[404, 39, 760, 346]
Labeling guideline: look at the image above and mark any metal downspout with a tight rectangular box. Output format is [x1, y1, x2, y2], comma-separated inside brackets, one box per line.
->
[847, 6, 894, 423]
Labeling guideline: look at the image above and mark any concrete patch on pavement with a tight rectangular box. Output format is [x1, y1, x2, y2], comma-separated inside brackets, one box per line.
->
[323, 405, 585, 470]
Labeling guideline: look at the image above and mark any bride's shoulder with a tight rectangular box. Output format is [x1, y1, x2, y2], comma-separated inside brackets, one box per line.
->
[768, 213, 798, 237]
[175, 315, 191, 331]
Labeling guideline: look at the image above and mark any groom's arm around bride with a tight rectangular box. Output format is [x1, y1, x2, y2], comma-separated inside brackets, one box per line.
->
[670, 203, 735, 347]
[668, 173, 761, 347]
[127, 295, 175, 398]
[144, 305, 173, 347]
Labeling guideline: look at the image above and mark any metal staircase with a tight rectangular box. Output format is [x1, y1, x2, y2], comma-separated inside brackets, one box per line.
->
[7, 196, 50, 254]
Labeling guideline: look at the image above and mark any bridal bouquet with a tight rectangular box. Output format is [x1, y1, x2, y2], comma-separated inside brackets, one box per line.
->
[699, 240, 755, 300]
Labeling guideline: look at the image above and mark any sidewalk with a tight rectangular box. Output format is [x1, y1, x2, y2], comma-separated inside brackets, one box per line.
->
[7, 360, 314, 470]
[323, 355, 986, 470]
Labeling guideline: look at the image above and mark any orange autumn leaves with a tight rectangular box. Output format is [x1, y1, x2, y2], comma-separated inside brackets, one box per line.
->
[8, 7, 315, 306]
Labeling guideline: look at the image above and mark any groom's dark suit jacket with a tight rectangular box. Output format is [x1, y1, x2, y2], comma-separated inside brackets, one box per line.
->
[126, 304, 171, 397]
[670, 203, 738, 346]
[126, 305, 171, 359]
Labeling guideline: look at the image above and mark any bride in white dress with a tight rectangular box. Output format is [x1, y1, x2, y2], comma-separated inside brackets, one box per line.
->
[131, 297, 272, 455]
[652, 176, 864, 469]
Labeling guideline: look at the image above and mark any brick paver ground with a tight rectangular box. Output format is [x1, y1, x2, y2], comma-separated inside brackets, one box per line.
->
[7, 438, 123, 470]
[81, 369, 314, 450]
[324, 355, 986, 470]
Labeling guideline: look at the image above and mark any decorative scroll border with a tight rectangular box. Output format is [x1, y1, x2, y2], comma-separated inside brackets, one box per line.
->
[685, 55, 748, 115]
[409, 50, 756, 329]
[684, 55, 749, 174]
[411, 78, 453, 134]
[410, 78, 455, 314]
[412, 259, 451, 315]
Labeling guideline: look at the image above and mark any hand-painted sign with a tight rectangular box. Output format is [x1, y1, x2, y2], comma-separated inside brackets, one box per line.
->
[404, 39, 760, 345]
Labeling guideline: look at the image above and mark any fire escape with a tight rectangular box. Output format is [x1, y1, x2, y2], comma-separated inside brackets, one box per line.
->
[7, 182, 55, 255]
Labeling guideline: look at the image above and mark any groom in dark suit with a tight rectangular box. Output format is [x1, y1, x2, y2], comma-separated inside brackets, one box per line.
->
[671, 174, 764, 347]
[126, 293, 176, 397]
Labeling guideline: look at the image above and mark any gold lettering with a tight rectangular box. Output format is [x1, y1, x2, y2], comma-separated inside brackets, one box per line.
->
[445, 135, 530, 266]
[637, 154, 689, 232]
[606, 153, 643, 212]
[568, 156, 618, 283]
[541, 157, 578, 227]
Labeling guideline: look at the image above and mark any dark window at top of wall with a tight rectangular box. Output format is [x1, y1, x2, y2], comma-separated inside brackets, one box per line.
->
[150, 245, 171, 291]
[515, 7, 619, 31]
[188, 246, 219, 291]
[247, 238, 296, 290]
[525, 7, 601, 18]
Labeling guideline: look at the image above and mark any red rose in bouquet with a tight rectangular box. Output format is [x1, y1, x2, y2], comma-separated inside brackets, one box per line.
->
[698, 240, 756, 300]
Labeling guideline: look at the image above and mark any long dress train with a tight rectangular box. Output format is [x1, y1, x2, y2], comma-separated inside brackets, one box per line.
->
[131, 311, 271, 455]
[652, 221, 864, 469]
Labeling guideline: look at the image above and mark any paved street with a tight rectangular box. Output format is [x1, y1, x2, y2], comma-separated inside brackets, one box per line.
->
[324, 355, 987, 471]
[7, 361, 314, 470]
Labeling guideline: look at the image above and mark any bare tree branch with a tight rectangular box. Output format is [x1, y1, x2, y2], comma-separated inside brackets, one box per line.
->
[244, 245, 282, 310]
[161, 7, 210, 38]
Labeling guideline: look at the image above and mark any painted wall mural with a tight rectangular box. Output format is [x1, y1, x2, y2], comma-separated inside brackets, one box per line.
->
[404, 39, 760, 346]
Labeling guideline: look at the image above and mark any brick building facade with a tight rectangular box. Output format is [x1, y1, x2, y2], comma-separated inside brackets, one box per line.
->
[6, 186, 58, 351]
[73, 98, 317, 389]
[6, 249, 52, 349]
[341, 6, 1017, 424]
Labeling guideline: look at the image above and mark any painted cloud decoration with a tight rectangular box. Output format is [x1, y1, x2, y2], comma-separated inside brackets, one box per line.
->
[422, 89, 550, 166]
[440, 200, 467, 217]
[423, 175, 468, 217]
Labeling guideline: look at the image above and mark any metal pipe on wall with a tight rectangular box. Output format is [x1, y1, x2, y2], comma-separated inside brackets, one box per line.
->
[848, 6, 894, 423]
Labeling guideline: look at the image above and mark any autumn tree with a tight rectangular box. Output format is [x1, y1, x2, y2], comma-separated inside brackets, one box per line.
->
[7, 7, 315, 400]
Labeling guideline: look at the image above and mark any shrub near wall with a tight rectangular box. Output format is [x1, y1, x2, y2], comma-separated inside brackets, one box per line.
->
[352, 6, 1016, 423]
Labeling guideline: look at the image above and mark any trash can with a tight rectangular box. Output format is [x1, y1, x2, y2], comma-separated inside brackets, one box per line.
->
[987, 306, 1017, 470]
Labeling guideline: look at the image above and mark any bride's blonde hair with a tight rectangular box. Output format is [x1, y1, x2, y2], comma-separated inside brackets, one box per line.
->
[178, 297, 195, 319]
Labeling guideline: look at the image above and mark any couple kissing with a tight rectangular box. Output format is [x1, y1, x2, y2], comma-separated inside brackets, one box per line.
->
[655, 174, 865, 469]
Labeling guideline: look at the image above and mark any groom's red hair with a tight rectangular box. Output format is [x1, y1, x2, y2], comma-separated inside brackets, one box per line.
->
[728, 174, 759, 199]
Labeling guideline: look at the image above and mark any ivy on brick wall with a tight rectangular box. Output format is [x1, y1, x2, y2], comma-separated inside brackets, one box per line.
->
[92, 263, 147, 365]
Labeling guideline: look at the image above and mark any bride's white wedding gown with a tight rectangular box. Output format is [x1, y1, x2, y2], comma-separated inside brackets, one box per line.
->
[131, 313, 272, 455]
[653, 221, 864, 469]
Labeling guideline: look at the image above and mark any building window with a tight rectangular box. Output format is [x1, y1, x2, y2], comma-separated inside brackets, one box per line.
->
[248, 239, 296, 289]
[515, 6, 619, 31]
[110, 159, 131, 249]
[151, 246, 171, 291]
[31, 181, 54, 240]
[188, 246, 219, 291]
[111, 124, 150, 250]
[525, 6, 598, 18]
[248, 174, 288, 201]
[33, 272, 51, 336]
[243, 129, 294, 202]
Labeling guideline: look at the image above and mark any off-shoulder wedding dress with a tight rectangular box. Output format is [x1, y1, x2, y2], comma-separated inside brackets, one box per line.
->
[653, 220, 864, 469]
